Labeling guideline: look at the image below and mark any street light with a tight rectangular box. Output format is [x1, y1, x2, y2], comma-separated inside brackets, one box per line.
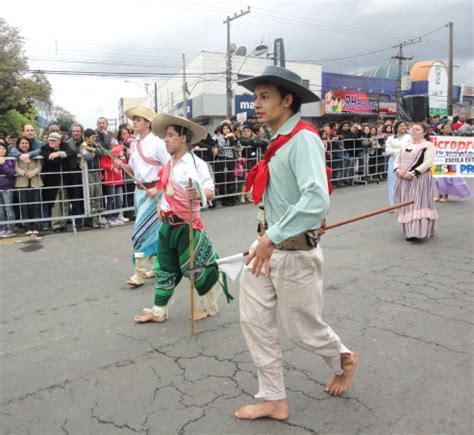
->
[235, 43, 269, 80]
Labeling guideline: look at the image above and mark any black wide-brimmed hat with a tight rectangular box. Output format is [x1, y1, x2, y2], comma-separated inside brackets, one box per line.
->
[237, 65, 320, 104]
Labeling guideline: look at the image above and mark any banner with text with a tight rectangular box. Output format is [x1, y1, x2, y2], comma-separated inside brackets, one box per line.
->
[430, 136, 474, 177]
[324, 90, 379, 115]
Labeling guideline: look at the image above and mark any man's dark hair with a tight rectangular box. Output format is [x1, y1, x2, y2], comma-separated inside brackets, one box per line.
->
[255, 80, 302, 114]
[71, 123, 84, 132]
[169, 125, 193, 144]
[84, 128, 96, 139]
[8, 131, 18, 139]
[59, 124, 69, 134]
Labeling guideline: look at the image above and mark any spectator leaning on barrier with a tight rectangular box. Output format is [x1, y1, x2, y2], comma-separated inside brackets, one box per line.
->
[40, 132, 77, 232]
[458, 118, 473, 136]
[117, 123, 134, 221]
[8, 124, 44, 162]
[100, 144, 126, 227]
[6, 132, 17, 147]
[81, 128, 106, 228]
[66, 123, 86, 225]
[214, 122, 241, 206]
[59, 125, 69, 142]
[0, 141, 16, 237]
[14, 136, 43, 236]
[334, 121, 354, 185]
[95, 117, 118, 150]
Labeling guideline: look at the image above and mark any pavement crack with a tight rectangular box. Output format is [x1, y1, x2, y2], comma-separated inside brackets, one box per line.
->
[91, 401, 141, 433]
[60, 418, 70, 435]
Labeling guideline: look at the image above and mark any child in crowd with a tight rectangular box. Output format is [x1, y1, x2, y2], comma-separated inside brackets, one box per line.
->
[14, 136, 43, 236]
[81, 129, 106, 228]
[0, 142, 17, 237]
[99, 143, 125, 227]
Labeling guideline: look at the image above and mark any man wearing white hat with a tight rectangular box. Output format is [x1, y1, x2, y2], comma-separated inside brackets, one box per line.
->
[234, 65, 358, 421]
[119, 107, 170, 287]
[133, 114, 231, 324]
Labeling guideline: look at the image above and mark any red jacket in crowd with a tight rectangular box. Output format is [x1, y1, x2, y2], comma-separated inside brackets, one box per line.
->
[99, 144, 125, 186]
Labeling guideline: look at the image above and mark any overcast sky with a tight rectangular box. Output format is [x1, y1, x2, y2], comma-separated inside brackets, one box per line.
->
[2, 0, 473, 128]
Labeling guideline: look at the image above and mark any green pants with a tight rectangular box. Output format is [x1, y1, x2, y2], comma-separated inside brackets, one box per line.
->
[153, 223, 221, 307]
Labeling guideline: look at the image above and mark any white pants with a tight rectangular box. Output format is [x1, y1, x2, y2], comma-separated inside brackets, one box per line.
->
[239, 245, 350, 401]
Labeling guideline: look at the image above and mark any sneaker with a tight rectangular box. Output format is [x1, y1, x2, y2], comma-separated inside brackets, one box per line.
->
[98, 216, 108, 225]
[109, 218, 123, 227]
[0, 230, 6, 237]
[93, 222, 107, 229]
[117, 215, 130, 223]
[33, 230, 39, 236]
[4, 230, 16, 238]
[26, 230, 33, 236]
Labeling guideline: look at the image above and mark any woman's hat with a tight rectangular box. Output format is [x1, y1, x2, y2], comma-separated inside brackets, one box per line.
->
[152, 113, 208, 143]
[124, 106, 157, 123]
[237, 65, 320, 104]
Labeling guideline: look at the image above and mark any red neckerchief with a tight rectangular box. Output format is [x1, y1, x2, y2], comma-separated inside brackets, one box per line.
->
[245, 120, 332, 203]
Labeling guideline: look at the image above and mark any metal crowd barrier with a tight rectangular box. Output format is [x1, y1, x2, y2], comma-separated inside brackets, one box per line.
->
[0, 140, 390, 234]
[326, 138, 388, 186]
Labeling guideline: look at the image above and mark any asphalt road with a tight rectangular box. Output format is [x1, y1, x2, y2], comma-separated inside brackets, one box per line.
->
[1, 180, 473, 435]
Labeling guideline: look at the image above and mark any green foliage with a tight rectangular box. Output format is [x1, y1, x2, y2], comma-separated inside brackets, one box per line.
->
[0, 109, 37, 137]
[51, 105, 76, 129]
[0, 17, 52, 119]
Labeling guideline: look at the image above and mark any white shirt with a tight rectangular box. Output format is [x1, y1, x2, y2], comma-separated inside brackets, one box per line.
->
[160, 152, 214, 212]
[385, 133, 411, 158]
[129, 132, 170, 182]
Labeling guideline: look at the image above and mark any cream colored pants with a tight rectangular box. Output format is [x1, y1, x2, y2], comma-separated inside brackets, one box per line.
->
[239, 245, 350, 401]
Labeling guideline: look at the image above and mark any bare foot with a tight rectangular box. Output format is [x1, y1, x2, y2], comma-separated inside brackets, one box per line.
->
[133, 312, 166, 324]
[325, 352, 359, 396]
[234, 399, 289, 420]
[190, 310, 209, 321]
[126, 278, 144, 287]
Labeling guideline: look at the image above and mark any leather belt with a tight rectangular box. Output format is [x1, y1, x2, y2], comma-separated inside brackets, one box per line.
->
[160, 213, 186, 226]
[136, 181, 158, 189]
[274, 230, 319, 251]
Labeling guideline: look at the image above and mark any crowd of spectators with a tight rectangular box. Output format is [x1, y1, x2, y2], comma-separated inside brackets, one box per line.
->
[0, 113, 472, 238]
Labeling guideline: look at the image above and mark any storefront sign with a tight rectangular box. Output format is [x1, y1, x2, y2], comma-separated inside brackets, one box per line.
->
[235, 95, 256, 115]
[324, 90, 379, 114]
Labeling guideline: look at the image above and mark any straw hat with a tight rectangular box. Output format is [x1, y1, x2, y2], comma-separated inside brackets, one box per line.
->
[238, 65, 320, 104]
[124, 106, 157, 123]
[152, 113, 208, 143]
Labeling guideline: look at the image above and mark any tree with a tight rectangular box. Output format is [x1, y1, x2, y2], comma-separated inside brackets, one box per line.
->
[52, 105, 76, 129]
[0, 17, 52, 131]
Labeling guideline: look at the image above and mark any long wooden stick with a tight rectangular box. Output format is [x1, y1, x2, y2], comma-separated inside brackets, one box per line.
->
[191, 200, 414, 271]
[188, 178, 195, 337]
[325, 199, 414, 230]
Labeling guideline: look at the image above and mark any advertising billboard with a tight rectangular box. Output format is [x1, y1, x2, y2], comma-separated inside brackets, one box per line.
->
[324, 90, 379, 114]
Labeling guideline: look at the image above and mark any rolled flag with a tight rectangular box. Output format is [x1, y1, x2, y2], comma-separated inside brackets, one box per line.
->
[191, 252, 248, 282]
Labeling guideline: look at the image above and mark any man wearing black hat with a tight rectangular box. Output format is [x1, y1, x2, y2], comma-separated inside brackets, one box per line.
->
[235, 66, 358, 420]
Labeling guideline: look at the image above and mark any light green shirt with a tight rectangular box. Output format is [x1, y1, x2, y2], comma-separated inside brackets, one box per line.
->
[264, 112, 330, 244]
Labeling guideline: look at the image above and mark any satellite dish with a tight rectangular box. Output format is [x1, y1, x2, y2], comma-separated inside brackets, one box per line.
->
[235, 46, 247, 56]
[253, 42, 268, 57]
[229, 43, 237, 54]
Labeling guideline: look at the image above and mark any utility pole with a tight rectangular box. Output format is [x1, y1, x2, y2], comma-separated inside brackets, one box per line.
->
[391, 38, 421, 117]
[447, 21, 454, 116]
[154, 82, 158, 113]
[182, 53, 188, 119]
[224, 7, 250, 119]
